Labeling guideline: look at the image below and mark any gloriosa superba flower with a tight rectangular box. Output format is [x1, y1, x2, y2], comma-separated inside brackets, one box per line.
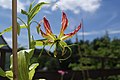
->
[38, 12, 82, 58]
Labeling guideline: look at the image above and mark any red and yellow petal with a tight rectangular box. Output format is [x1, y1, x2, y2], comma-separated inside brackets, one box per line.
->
[61, 12, 68, 32]
[43, 17, 53, 34]
[61, 23, 82, 40]
[40, 29, 49, 39]
[40, 29, 56, 42]
[59, 12, 68, 38]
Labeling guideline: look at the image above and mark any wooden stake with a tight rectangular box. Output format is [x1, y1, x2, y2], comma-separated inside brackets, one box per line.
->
[12, 0, 18, 80]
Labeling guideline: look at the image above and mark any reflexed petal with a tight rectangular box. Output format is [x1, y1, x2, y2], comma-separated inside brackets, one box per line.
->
[61, 23, 82, 40]
[40, 29, 56, 41]
[43, 17, 53, 34]
[59, 12, 68, 38]
[40, 29, 49, 39]
[41, 17, 56, 41]
[61, 12, 68, 32]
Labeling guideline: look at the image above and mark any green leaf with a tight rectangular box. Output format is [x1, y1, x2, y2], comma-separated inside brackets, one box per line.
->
[0, 44, 6, 48]
[17, 50, 29, 80]
[17, 23, 20, 35]
[21, 9, 28, 15]
[10, 50, 34, 80]
[0, 67, 5, 77]
[29, 63, 39, 80]
[29, 2, 48, 21]
[19, 25, 27, 28]
[17, 24, 27, 35]
[0, 26, 12, 36]
[36, 25, 40, 34]
[35, 39, 48, 46]
[0, 25, 27, 36]
[10, 49, 34, 80]
[28, 0, 35, 12]
[5, 71, 13, 80]
[25, 49, 34, 66]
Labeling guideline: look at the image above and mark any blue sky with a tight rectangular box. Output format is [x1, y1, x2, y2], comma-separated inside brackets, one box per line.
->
[0, 0, 120, 48]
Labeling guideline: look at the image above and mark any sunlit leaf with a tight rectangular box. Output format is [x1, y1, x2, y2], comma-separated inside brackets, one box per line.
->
[18, 25, 27, 35]
[9, 49, 34, 80]
[10, 50, 34, 80]
[28, 0, 35, 12]
[0, 26, 12, 36]
[0, 67, 5, 77]
[5, 71, 13, 80]
[29, 2, 48, 21]
[25, 49, 34, 66]
[17, 50, 29, 80]
[19, 25, 27, 29]
[0, 25, 27, 36]
[21, 9, 28, 15]
[35, 39, 48, 46]
[29, 63, 39, 80]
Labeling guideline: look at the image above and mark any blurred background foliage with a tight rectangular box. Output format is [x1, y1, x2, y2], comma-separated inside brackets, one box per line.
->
[18, 33, 120, 79]
[62, 33, 119, 70]
[68, 33, 120, 79]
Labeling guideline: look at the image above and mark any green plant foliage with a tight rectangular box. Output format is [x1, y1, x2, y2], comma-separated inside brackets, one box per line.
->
[17, 50, 30, 80]
[37, 55, 60, 70]
[28, 0, 35, 12]
[0, 67, 5, 77]
[0, 26, 12, 35]
[0, 49, 39, 80]
[69, 33, 120, 70]
[29, 63, 39, 80]
[21, 9, 28, 15]
[0, 25, 26, 36]
[0, 44, 6, 48]
[28, 2, 48, 21]
[5, 71, 13, 79]
[10, 49, 34, 80]
[36, 24, 40, 34]
[35, 39, 48, 46]
[0, 1, 48, 80]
